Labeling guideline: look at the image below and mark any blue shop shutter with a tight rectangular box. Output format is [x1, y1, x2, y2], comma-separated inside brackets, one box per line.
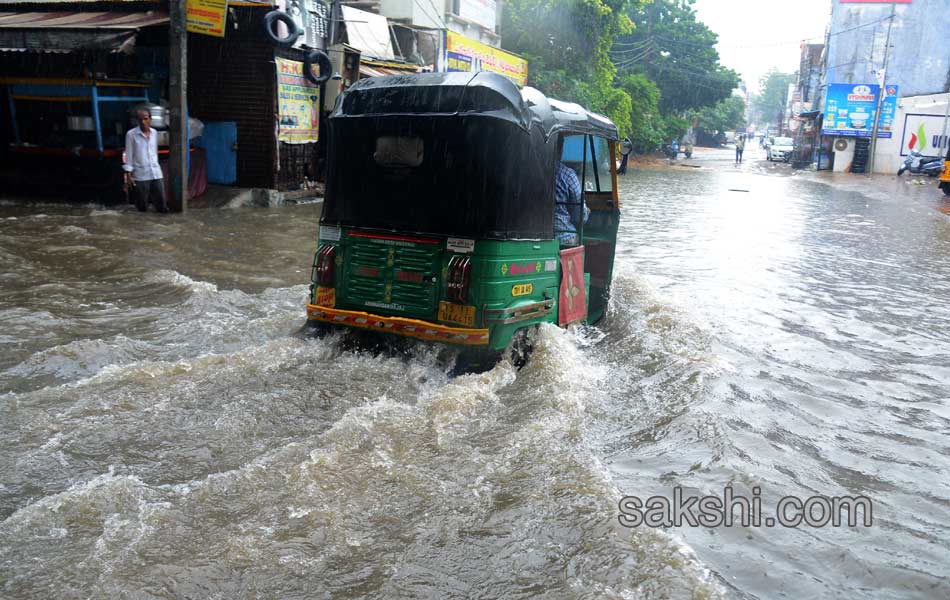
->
[195, 122, 237, 185]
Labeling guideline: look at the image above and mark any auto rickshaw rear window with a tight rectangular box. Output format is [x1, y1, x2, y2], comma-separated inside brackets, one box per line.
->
[374, 136, 424, 167]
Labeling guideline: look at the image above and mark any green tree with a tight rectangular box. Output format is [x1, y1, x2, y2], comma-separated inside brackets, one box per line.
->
[752, 69, 795, 128]
[695, 95, 746, 134]
[614, 0, 739, 113]
[618, 73, 664, 152]
[502, 0, 646, 135]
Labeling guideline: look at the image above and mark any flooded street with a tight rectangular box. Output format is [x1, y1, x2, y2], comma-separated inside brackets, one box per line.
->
[2, 147, 949, 598]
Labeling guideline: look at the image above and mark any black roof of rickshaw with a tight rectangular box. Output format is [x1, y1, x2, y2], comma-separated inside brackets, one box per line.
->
[332, 71, 619, 141]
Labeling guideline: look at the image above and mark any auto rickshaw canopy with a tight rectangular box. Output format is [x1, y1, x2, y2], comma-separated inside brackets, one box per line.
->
[322, 72, 619, 240]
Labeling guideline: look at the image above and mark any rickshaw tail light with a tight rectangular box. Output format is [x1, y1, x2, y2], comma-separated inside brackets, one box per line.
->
[316, 243, 336, 286]
[447, 255, 471, 303]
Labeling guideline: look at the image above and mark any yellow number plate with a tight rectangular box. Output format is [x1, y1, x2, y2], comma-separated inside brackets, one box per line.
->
[438, 301, 475, 326]
[512, 283, 533, 297]
[314, 286, 336, 308]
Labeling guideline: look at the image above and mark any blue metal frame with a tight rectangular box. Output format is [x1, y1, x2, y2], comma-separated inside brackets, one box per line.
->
[7, 81, 150, 153]
[7, 88, 19, 144]
[90, 85, 103, 152]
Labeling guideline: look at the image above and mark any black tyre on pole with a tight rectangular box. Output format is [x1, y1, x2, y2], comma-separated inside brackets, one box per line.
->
[263, 11, 301, 47]
[304, 49, 332, 85]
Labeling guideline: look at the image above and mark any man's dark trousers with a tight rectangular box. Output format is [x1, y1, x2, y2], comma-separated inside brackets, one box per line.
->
[134, 179, 168, 212]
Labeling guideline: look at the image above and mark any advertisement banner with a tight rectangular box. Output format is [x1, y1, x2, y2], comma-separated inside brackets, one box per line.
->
[821, 83, 899, 138]
[276, 58, 320, 144]
[286, 0, 328, 50]
[186, 0, 227, 37]
[444, 31, 528, 87]
[899, 113, 950, 157]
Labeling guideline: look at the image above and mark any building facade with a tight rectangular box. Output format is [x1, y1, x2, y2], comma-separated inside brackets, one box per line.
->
[820, 0, 950, 174]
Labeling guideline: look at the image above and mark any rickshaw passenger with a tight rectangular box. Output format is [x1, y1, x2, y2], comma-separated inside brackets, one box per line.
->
[554, 162, 588, 246]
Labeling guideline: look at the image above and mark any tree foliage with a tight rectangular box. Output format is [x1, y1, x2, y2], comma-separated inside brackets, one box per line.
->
[695, 95, 747, 134]
[501, 0, 741, 150]
[751, 69, 795, 128]
[617, 73, 664, 152]
[502, 0, 642, 135]
[614, 0, 739, 113]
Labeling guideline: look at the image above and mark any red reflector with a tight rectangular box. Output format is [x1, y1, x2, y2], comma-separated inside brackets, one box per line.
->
[357, 265, 381, 278]
[396, 270, 424, 283]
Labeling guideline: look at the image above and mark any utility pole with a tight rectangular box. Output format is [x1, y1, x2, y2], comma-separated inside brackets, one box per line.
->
[168, 0, 188, 212]
[868, 0, 896, 176]
[940, 60, 950, 154]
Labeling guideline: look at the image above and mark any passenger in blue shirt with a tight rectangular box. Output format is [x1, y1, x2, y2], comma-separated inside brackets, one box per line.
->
[553, 162, 588, 246]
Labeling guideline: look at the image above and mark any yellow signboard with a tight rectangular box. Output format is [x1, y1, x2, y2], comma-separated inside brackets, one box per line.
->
[444, 31, 528, 87]
[276, 58, 321, 144]
[186, 0, 228, 37]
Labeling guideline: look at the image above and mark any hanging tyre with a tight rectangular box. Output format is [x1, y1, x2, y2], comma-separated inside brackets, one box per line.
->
[304, 49, 332, 85]
[263, 11, 301, 47]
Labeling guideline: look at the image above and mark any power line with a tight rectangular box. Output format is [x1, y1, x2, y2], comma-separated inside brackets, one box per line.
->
[613, 46, 654, 70]
[620, 12, 894, 53]
[610, 39, 653, 54]
[412, 0, 445, 29]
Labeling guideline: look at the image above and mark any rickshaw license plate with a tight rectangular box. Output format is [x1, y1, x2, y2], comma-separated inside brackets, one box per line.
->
[438, 301, 475, 326]
[314, 286, 335, 307]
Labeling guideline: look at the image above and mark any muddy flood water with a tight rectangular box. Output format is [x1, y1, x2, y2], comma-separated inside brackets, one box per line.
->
[1, 161, 949, 598]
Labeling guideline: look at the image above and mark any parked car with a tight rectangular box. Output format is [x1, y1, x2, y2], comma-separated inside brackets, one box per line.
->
[767, 136, 794, 162]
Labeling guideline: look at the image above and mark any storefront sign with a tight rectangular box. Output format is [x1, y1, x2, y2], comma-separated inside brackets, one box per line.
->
[899, 113, 950, 157]
[821, 83, 899, 138]
[276, 58, 320, 144]
[443, 31, 528, 87]
[286, 0, 328, 50]
[458, 0, 497, 30]
[186, 0, 228, 37]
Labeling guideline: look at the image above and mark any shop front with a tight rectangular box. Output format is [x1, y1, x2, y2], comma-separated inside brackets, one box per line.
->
[0, 10, 176, 202]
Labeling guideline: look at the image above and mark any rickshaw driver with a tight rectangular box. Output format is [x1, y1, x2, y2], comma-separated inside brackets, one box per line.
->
[554, 150, 589, 245]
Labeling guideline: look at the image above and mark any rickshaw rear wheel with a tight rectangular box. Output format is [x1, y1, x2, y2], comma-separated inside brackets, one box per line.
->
[507, 326, 536, 369]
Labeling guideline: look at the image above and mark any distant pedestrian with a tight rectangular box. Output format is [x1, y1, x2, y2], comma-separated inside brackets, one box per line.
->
[123, 109, 168, 213]
[735, 135, 745, 164]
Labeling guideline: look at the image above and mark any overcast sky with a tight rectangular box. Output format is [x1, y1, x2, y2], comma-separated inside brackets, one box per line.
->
[691, 0, 832, 92]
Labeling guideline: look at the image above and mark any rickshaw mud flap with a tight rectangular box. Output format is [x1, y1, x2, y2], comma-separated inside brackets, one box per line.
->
[483, 300, 555, 325]
[306, 304, 490, 345]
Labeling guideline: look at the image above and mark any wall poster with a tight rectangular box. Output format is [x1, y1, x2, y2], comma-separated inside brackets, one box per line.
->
[276, 58, 320, 144]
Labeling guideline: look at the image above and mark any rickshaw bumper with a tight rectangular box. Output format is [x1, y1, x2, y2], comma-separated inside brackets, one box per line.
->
[306, 304, 490, 346]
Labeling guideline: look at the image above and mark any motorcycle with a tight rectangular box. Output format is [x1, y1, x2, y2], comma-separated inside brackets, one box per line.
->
[898, 150, 944, 176]
[662, 139, 679, 159]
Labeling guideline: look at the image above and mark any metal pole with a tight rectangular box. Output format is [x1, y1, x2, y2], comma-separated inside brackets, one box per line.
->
[168, 0, 188, 212]
[939, 59, 950, 152]
[868, 1, 896, 176]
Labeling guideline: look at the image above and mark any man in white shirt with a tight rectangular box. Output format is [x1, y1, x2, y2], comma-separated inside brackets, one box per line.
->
[123, 109, 168, 213]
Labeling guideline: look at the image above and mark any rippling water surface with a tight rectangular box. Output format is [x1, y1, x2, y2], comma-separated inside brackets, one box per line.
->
[1, 159, 949, 598]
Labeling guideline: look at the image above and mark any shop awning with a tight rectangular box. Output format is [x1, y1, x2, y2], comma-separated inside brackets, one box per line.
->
[0, 11, 168, 52]
[359, 59, 421, 78]
[342, 5, 394, 60]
